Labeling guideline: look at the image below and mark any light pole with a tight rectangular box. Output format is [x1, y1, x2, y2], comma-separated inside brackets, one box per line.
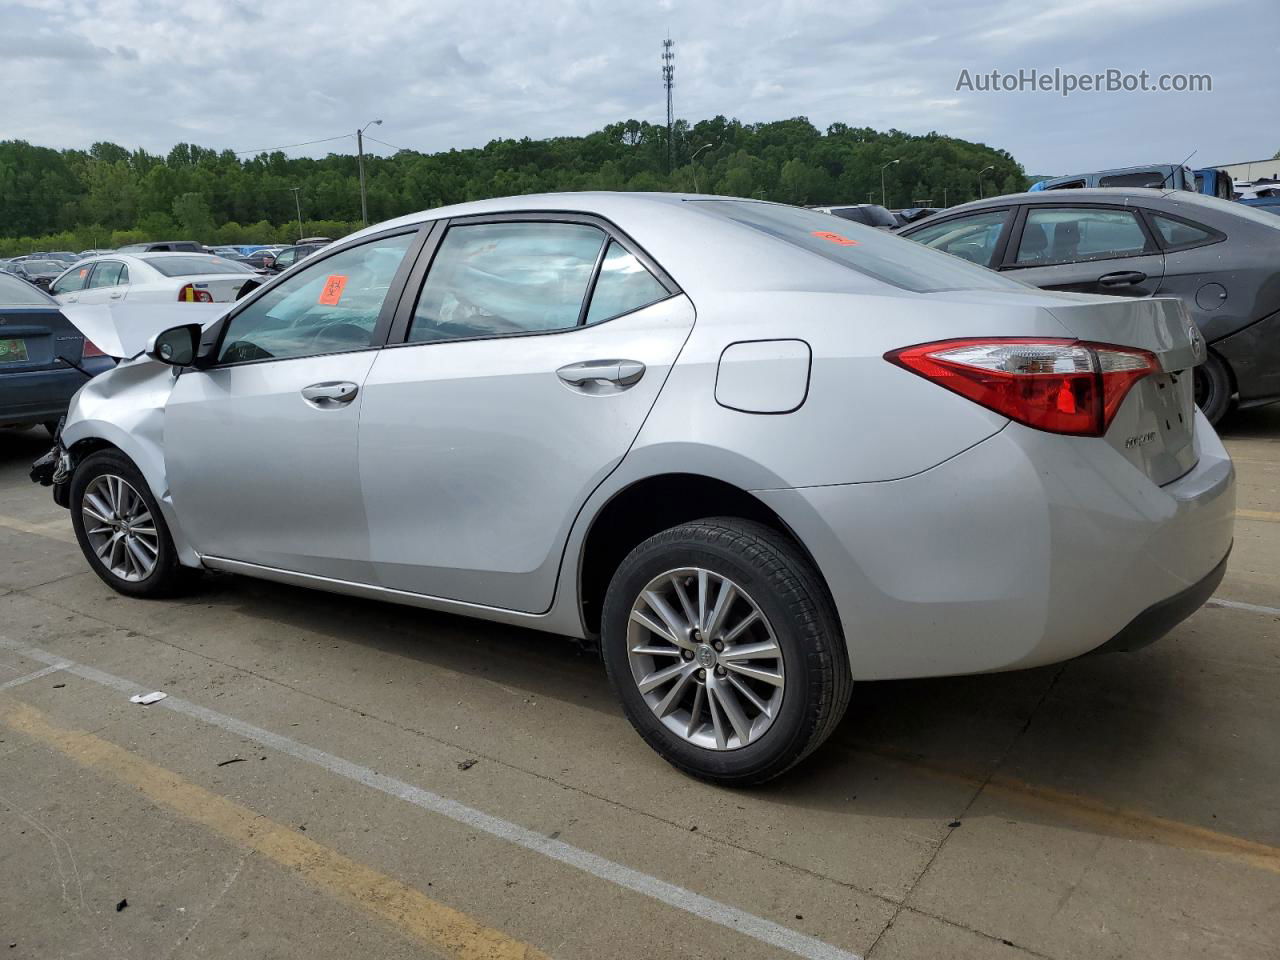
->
[289, 187, 304, 242]
[880, 158, 899, 207]
[689, 142, 715, 193]
[978, 164, 995, 199]
[357, 119, 383, 227]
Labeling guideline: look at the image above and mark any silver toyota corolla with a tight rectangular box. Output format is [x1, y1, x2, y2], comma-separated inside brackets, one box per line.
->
[34, 193, 1235, 784]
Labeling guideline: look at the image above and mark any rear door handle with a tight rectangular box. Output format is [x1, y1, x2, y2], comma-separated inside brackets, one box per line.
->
[556, 359, 646, 388]
[1098, 271, 1147, 288]
[301, 381, 359, 407]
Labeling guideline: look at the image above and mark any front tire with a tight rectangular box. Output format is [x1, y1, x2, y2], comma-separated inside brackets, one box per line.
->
[601, 518, 851, 785]
[1194, 352, 1233, 426]
[70, 451, 189, 598]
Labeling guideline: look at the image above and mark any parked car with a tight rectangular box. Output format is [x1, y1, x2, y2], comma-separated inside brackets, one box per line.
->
[808, 204, 899, 229]
[33, 193, 1232, 784]
[1031, 164, 1198, 192]
[0, 273, 114, 434]
[49, 253, 263, 305]
[1194, 168, 1234, 200]
[1240, 196, 1280, 216]
[76, 249, 115, 260]
[116, 240, 207, 254]
[269, 241, 329, 272]
[240, 249, 278, 270]
[4, 259, 66, 290]
[899, 188, 1280, 423]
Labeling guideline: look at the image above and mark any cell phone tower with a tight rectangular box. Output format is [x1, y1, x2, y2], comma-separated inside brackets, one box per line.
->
[662, 37, 675, 173]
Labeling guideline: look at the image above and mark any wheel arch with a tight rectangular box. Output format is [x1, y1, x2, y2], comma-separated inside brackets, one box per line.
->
[576, 472, 830, 637]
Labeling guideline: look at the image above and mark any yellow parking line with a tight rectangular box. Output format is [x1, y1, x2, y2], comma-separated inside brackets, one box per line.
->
[0, 698, 549, 960]
[0, 514, 76, 544]
[1237, 509, 1280, 524]
[855, 744, 1280, 875]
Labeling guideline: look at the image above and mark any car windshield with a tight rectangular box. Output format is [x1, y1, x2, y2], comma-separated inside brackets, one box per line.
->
[143, 256, 255, 276]
[22, 260, 62, 272]
[699, 200, 1028, 293]
[0, 273, 54, 304]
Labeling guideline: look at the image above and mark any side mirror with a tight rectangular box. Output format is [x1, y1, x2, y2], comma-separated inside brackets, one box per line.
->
[146, 323, 202, 366]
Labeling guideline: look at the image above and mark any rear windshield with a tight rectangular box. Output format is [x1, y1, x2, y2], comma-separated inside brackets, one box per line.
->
[21, 260, 63, 272]
[143, 256, 255, 277]
[1098, 171, 1168, 188]
[0, 273, 54, 305]
[698, 200, 1028, 293]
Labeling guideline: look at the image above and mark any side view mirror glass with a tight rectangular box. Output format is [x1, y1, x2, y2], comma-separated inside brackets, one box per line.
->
[146, 323, 202, 366]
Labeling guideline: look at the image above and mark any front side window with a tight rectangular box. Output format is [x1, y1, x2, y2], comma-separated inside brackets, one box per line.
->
[217, 233, 414, 363]
[584, 241, 670, 324]
[1015, 208, 1149, 265]
[51, 264, 91, 295]
[87, 261, 128, 288]
[906, 210, 1009, 267]
[408, 222, 605, 343]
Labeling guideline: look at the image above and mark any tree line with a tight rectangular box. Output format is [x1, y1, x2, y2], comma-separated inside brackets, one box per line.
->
[0, 116, 1027, 255]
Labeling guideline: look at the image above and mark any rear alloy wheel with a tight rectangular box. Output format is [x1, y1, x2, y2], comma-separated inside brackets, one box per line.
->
[602, 518, 851, 785]
[1193, 351, 1233, 426]
[70, 450, 190, 598]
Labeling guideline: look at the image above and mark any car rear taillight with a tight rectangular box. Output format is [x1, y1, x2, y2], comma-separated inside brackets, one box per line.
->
[81, 338, 106, 358]
[885, 338, 1158, 437]
[178, 283, 213, 303]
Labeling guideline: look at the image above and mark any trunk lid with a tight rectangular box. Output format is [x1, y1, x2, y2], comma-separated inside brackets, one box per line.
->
[1045, 295, 1200, 485]
[0, 305, 86, 372]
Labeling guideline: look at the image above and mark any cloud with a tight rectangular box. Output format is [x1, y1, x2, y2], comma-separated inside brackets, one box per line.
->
[0, 0, 1270, 175]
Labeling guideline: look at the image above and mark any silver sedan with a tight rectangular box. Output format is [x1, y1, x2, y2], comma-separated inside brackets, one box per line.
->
[36, 193, 1235, 783]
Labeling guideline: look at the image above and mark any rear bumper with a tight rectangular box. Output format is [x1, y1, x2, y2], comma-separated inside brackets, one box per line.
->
[1213, 309, 1280, 407]
[1087, 547, 1229, 655]
[756, 411, 1235, 680]
[0, 365, 101, 426]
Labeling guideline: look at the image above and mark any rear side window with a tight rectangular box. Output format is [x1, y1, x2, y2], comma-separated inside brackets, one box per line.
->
[87, 261, 128, 288]
[408, 222, 606, 342]
[906, 210, 1009, 267]
[1015, 208, 1149, 264]
[218, 233, 414, 363]
[1097, 171, 1166, 188]
[584, 241, 670, 324]
[145, 256, 254, 277]
[699, 200, 1027, 293]
[1149, 214, 1215, 249]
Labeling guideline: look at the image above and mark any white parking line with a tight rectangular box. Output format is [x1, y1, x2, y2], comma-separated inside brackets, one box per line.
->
[0, 636, 862, 960]
[1205, 598, 1280, 617]
[0, 662, 68, 691]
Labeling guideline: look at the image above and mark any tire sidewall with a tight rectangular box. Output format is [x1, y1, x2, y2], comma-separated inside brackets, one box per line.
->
[601, 531, 826, 781]
[70, 452, 176, 597]
[1194, 353, 1232, 425]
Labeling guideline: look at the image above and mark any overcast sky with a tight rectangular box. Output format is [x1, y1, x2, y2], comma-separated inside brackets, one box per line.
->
[2, 0, 1275, 175]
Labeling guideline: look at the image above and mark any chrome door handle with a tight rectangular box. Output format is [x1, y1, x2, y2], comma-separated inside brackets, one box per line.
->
[301, 381, 359, 407]
[108, 291, 123, 299]
[556, 359, 646, 388]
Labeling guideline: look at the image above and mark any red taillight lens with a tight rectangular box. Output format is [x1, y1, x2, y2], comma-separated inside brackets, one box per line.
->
[81, 338, 106, 358]
[885, 338, 1158, 437]
[178, 283, 213, 303]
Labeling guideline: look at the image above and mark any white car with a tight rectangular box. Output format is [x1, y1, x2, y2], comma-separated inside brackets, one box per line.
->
[49, 253, 262, 306]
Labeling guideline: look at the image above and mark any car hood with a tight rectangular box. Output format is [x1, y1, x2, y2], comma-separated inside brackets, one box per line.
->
[61, 302, 232, 359]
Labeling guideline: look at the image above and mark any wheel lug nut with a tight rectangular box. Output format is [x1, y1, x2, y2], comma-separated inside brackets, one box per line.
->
[712, 640, 723, 651]
[714, 666, 726, 677]
[682, 650, 694, 661]
[697, 668, 706, 680]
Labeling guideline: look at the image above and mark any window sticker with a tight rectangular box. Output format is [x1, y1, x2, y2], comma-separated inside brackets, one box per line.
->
[318, 274, 348, 306]
[811, 230, 858, 246]
[79, 268, 89, 278]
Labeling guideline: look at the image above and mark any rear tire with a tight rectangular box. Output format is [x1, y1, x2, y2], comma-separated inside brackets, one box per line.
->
[601, 517, 851, 785]
[70, 450, 190, 598]
[1194, 352, 1233, 426]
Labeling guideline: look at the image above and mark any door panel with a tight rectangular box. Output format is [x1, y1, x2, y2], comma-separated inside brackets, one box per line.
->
[359, 296, 696, 612]
[166, 353, 378, 580]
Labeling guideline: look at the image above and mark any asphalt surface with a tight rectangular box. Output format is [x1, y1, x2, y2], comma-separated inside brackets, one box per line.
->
[1, 408, 1278, 960]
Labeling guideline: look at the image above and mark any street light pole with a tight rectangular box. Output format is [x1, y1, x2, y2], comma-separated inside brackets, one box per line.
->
[689, 142, 715, 193]
[290, 187, 304, 242]
[358, 119, 383, 227]
[978, 164, 995, 200]
[880, 158, 900, 207]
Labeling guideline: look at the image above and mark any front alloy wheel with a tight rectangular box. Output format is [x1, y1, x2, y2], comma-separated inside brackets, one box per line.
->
[627, 568, 785, 750]
[81, 474, 160, 582]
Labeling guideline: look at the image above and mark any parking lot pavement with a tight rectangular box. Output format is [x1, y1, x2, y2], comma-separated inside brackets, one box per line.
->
[1, 412, 1278, 960]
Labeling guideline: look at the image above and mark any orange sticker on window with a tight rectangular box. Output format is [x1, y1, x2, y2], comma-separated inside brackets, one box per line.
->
[318, 274, 348, 306]
[78, 268, 89, 277]
[811, 230, 858, 246]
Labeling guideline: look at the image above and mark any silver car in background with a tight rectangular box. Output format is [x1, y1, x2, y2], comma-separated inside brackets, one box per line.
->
[34, 192, 1235, 783]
